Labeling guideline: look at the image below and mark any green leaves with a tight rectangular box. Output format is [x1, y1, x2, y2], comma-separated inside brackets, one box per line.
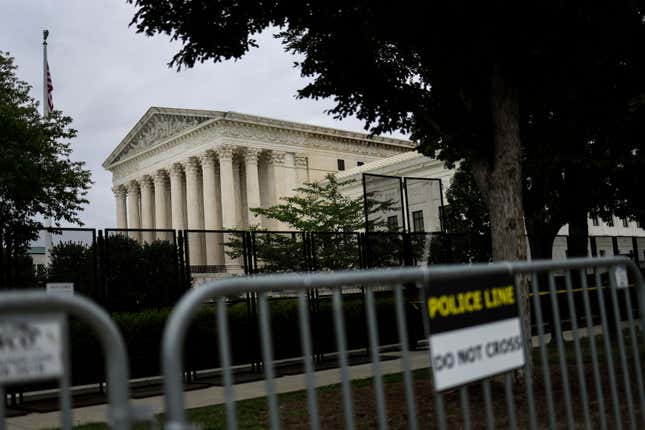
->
[0, 52, 91, 249]
[250, 174, 367, 232]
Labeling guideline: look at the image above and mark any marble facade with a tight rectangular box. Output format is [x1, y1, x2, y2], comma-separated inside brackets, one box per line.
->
[103, 107, 414, 267]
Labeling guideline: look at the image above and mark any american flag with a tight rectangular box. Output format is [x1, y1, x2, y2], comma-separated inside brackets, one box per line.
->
[46, 61, 54, 112]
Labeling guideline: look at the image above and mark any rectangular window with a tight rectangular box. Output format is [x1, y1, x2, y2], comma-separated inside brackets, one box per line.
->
[607, 217, 614, 227]
[337, 159, 345, 171]
[387, 215, 398, 231]
[622, 217, 629, 228]
[591, 216, 599, 227]
[357, 161, 364, 166]
[600, 250, 606, 256]
[412, 210, 425, 232]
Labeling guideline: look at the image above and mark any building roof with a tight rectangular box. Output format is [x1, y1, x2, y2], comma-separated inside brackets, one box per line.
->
[103, 107, 415, 170]
[336, 151, 427, 179]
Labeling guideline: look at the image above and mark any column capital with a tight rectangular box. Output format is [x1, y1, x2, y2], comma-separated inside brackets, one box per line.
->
[216, 145, 235, 160]
[182, 156, 201, 174]
[170, 162, 184, 178]
[242, 147, 262, 163]
[267, 150, 286, 165]
[125, 180, 139, 194]
[112, 185, 127, 198]
[140, 174, 154, 188]
[154, 169, 169, 185]
[199, 150, 217, 168]
[294, 154, 308, 168]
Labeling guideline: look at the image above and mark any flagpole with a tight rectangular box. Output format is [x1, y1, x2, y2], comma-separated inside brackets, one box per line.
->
[43, 29, 53, 263]
[43, 29, 50, 117]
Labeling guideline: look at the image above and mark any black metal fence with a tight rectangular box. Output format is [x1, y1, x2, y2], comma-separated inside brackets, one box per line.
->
[363, 173, 445, 233]
[1, 227, 644, 411]
[5, 228, 645, 296]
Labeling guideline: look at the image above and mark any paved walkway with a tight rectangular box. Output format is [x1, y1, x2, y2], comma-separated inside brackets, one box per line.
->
[7, 350, 430, 429]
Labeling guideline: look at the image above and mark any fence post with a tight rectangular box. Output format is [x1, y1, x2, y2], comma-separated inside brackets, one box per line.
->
[0, 227, 4, 290]
[183, 231, 191, 290]
[170, 230, 178, 306]
[632, 236, 640, 267]
[176, 231, 186, 291]
[96, 230, 105, 306]
[307, 232, 315, 271]
[241, 231, 250, 275]
[612, 236, 620, 256]
[590, 236, 598, 257]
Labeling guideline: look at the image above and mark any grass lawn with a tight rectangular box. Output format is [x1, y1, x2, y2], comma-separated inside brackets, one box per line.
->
[64, 370, 430, 430]
[54, 329, 645, 429]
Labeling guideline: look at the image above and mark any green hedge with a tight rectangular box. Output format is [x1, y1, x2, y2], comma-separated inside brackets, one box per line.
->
[66, 294, 423, 385]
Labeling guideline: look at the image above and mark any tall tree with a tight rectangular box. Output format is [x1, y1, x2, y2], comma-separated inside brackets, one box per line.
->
[128, 1, 645, 265]
[0, 52, 91, 249]
[225, 174, 397, 272]
[442, 163, 492, 263]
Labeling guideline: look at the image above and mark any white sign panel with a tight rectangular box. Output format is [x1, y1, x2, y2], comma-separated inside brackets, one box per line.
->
[429, 318, 524, 391]
[426, 274, 526, 391]
[614, 266, 628, 289]
[0, 318, 64, 383]
[46, 282, 74, 295]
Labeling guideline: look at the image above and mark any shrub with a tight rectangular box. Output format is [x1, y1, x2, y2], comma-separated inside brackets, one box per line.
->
[48, 235, 186, 311]
[49, 241, 97, 298]
[65, 293, 418, 385]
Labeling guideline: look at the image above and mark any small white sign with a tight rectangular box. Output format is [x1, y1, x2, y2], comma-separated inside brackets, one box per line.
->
[46, 282, 74, 295]
[425, 275, 526, 391]
[429, 318, 525, 391]
[0, 318, 64, 383]
[614, 266, 628, 289]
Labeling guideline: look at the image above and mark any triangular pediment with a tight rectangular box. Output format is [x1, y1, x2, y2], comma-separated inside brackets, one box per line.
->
[103, 107, 218, 168]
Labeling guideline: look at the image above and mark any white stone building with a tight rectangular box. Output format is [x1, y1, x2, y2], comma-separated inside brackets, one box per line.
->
[104, 107, 645, 267]
[336, 151, 645, 260]
[103, 107, 414, 267]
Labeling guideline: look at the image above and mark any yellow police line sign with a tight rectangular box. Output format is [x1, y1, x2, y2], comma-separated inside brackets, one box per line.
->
[426, 274, 526, 391]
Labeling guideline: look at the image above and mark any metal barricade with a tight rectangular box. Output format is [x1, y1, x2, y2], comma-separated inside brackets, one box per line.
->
[161, 256, 645, 429]
[0, 292, 136, 430]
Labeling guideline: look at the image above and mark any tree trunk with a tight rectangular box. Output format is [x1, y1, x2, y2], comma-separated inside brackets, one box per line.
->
[471, 66, 528, 263]
[472, 64, 531, 378]
[527, 230, 556, 260]
[525, 216, 560, 261]
[567, 205, 589, 257]
[563, 165, 590, 258]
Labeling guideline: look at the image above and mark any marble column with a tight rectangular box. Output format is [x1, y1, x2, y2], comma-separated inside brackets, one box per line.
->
[201, 151, 224, 266]
[232, 161, 243, 227]
[267, 151, 286, 229]
[217, 146, 236, 229]
[217, 145, 237, 267]
[154, 170, 169, 240]
[295, 155, 309, 185]
[283, 152, 298, 197]
[267, 151, 285, 206]
[169, 163, 186, 231]
[113, 185, 127, 229]
[140, 175, 155, 243]
[126, 181, 141, 241]
[184, 157, 205, 266]
[244, 148, 262, 227]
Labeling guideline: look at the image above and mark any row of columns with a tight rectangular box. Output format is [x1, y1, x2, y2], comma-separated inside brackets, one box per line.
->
[112, 146, 307, 266]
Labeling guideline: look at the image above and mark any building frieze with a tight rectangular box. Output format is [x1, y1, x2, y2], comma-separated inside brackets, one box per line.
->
[107, 108, 412, 184]
[111, 114, 210, 164]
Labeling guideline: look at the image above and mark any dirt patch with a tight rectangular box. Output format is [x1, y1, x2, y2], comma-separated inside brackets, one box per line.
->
[266, 364, 643, 429]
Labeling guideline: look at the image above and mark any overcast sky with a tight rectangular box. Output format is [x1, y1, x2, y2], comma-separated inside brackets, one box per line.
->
[2, 0, 404, 228]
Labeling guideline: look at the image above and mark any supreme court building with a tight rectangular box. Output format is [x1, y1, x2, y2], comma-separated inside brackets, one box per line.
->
[103, 107, 414, 268]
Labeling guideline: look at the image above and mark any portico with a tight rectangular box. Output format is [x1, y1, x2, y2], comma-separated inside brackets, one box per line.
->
[103, 107, 414, 269]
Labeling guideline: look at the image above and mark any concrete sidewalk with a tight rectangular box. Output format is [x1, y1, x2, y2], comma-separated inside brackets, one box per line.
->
[7, 350, 430, 430]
